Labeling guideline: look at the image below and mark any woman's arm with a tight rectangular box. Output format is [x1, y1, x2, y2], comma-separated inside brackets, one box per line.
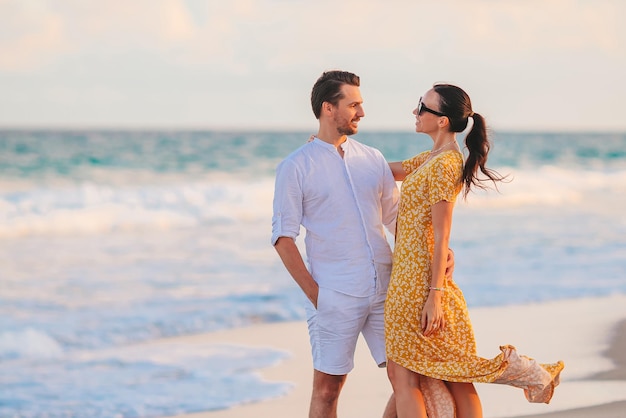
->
[421, 200, 455, 336]
[388, 161, 407, 181]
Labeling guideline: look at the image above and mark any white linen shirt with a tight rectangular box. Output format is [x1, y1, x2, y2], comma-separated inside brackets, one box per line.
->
[271, 137, 399, 297]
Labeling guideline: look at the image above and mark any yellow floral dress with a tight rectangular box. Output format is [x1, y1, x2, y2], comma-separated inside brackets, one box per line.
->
[384, 150, 564, 415]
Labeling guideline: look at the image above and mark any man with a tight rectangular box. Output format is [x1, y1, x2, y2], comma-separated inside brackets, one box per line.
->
[271, 70, 452, 417]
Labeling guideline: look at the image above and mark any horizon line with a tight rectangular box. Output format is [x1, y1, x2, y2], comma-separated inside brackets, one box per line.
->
[0, 124, 624, 135]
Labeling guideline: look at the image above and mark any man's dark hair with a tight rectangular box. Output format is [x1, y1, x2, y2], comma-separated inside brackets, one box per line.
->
[310, 71, 360, 119]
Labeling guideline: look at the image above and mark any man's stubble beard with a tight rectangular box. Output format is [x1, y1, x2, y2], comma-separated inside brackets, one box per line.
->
[335, 116, 358, 136]
[337, 126, 357, 136]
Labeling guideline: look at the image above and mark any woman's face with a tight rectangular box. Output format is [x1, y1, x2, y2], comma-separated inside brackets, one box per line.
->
[412, 89, 443, 133]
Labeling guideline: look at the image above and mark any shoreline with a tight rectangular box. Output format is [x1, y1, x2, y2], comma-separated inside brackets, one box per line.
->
[167, 294, 626, 418]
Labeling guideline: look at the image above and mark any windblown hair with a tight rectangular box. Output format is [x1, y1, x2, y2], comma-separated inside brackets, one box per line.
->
[311, 71, 360, 119]
[433, 83, 506, 198]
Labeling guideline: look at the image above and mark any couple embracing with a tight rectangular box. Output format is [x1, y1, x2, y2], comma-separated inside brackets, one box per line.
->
[271, 70, 564, 418]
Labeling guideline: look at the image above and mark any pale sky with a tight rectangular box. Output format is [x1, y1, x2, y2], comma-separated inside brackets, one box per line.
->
[1, 0, 624, 132]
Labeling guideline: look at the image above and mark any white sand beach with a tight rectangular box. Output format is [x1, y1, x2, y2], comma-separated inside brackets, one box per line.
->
[166, 294, 626, 418]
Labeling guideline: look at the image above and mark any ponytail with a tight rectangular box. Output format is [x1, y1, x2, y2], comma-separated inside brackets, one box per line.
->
[433, 83, 506, 198]
[461, 112, 505, 198]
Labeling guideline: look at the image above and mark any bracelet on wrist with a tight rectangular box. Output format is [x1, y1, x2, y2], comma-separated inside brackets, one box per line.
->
[429, 286, 445, 292]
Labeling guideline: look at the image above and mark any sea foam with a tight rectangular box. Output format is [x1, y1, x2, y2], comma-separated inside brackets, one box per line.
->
[0, 328, 64, 360]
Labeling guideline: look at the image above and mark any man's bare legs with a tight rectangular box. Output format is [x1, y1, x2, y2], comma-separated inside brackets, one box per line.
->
[310, 370, 397, 418]
[446, 381, 483, 418]
[309, 370, 346, 418]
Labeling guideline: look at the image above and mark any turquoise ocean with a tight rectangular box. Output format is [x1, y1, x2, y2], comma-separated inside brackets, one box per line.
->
[1, 130, 625, 417]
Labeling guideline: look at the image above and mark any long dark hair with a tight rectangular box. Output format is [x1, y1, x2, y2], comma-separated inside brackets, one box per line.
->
[433, 83, 505, 198]
[311, 71, 360, 119]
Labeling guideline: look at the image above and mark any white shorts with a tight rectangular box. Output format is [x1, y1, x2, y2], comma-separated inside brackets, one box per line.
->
[305, 287, 387, 375]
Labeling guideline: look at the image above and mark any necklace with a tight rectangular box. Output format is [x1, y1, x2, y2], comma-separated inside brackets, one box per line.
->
[430, 140, 457, 155]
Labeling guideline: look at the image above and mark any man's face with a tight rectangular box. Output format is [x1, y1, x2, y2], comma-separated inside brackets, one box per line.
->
[332, 84, 364, 136]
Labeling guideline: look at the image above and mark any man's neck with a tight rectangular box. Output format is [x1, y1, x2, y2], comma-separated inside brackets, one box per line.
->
[316, 127, 347, 148]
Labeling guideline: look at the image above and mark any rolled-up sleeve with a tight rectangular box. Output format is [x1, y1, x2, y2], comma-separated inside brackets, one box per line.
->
[271, 159, 303, 245]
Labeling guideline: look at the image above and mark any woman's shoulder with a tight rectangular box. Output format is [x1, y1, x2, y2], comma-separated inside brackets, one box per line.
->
[427, 151, 463, 178]
[435, 150, 463, 165]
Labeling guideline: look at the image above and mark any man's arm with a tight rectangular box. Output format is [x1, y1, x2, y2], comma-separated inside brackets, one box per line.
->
[274, 237, 319, 308]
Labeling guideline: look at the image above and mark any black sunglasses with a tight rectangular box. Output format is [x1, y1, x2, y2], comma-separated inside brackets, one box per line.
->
[417, 97, 446, 117]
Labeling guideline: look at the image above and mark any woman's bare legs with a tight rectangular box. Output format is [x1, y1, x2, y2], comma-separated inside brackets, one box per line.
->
[386, 360, 427, 418]
[446, 381, 483, 418]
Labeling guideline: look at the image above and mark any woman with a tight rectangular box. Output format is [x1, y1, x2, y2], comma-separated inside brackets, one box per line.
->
[384, 84, 564, 418]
